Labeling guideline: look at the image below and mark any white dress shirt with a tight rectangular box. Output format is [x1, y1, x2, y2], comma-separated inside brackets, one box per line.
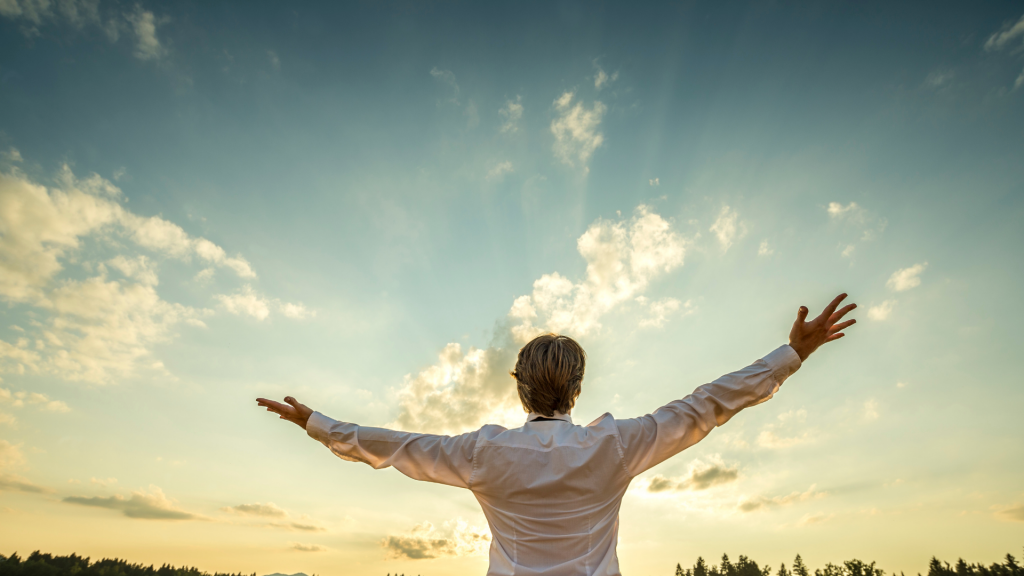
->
[305, 345, 802, 576]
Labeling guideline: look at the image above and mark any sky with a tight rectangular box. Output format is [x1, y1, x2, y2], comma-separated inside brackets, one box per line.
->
[1, 1, 1023, 575]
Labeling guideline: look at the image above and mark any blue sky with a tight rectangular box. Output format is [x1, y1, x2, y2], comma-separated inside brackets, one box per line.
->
[1, 2, 1023, 575]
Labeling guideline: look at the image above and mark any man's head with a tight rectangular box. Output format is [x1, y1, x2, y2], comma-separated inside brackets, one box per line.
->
[510, 333, 586, 417]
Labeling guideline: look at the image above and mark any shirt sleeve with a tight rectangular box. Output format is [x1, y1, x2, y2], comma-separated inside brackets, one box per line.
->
[304, 412, 478, 489]
[615, 344, 802, 477]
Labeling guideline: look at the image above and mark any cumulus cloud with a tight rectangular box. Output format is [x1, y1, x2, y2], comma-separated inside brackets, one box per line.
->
[643, 457, 739, 493]
[1, 388, 70, 413]
[867, 300, 896, 321]
[758, 240, 774, 256]
[222, 502, 287, 517]
[886, 263, 927, 292]
[737, 484, 825, 512]
[381, 519, 490, 560]
[126, 7, 165, 61]
[757, 409, 813, 449]
[863, 399, 880, 421]
[649, 178, 659, 186]
[216, 286, 270, 320]
[984, 14, 1024, 51]
[278, 302, 314, 319]
[0, 440, 50, 493]
[392, 205, 688, 434]
[487, 161, 514, 181]
[709, 206, 745, 252]
[64, 485, 198, 520]
[499, 96, 523, 133]
[290, 542, 328, 552]
[550, 91, 606, 172]
[0, 160, 266, 383]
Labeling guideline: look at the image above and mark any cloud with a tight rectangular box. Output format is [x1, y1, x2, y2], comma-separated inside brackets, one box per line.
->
[278, 302, 314, 319]
[64, 485, 198, 520]
[0, 160, 266, 383]
[797, 512, 835, 526]
[984, 14, 1024, 51]
[267, 50, 280, 71]
[550, 91, 606, 172]
[757, 409, 813, 449]
[737, 484, 825, 512]
[636, 297, 694, 329]
[886, 263, 927, 292]
[867, 300, 896, 321]
[863, 399, 879, 421]
[381, 519, 490, 560]
[223, 502, 287, 517]
[126, 7, 165, 61]
[644, 457, 739, 493]
[997, 504, 1024, 522]
[709, 206, 745, 252]
[925, 69, 955, 89]
[273, 521, 327, 532]
[216, 286, 270, 320]
[1, 388, 70, 412]
[487, 161, 514, 181]
[499, 96, 523, 133]
[0, 439, 51, 493]
[758, 240, 774, 256]
[1016, 66, 1024, 90]
[0, 439, 25, 468]
[649, 178, 659, 186]
[594, 63, 619, 90]
[430, 67, 460, 105]
[826, 201, 887, 244]
[392, 205, 688, 434]
[290, 542, 328, 552]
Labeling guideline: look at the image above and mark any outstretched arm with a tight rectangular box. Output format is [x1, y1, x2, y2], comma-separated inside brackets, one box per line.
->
[616, 293, 856, 476]
[255, 397, 477, 489]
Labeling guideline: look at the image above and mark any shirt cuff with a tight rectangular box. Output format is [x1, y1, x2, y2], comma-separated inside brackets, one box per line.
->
[763, 344, 802, 384]
[305, 411, 336, 444]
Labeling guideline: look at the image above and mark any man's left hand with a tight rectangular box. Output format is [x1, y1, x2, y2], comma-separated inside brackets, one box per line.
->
[256, 396, 313, 430]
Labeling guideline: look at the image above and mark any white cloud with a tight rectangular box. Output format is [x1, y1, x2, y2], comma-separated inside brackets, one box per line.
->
[925, 69, 954, 88]
[594, 63, 619, 90]
[827, 201, 860, 218]
[126, 7, 165, 61]
[841, 244, 856, 258]
[0, 160, 267, 383]
[758, 240, 773, 256]
[984, 14, 1024, 51]
[223, 502, 287, 517]
[499, 96, 523, 133]
[278, 302, 313, 320]
[637, 297, 694, 329]
[392, 205, 688, 434]
[826, 201, 887, 246]
[709, 206, 744, 252]
[267, 50, 280, 71]
[216, 286, 270, 321]
[887, 263, 927, 292]
[381, 519, 490, 560]
[487, 161, 514, 181]
[2, 148, 22, 164]
[430, 67, 460, 105]
[550, 91, 606, 172]
[91, 477, 117, 487]
[863, 399, 879, 421]
[867, 300, 896, 321]
[1016, 66, 1024, 90]
[649, 178, 659, 186]
[737, 484, 825, 512]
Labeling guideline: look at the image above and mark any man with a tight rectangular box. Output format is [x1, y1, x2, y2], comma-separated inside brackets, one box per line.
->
[257, 294, 856, 576]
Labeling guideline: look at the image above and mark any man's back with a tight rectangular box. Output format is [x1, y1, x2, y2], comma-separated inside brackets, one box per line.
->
[472, 415, 631, 576]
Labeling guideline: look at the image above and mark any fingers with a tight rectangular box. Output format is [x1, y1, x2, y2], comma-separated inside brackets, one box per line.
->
[829, 319, 856, 333]
[827, 303, 857, 327]
[257, 398, 290, 412]
[821, 293, 848, 320]
[825, 332, 845, 342]
[796, 306, 809, 323]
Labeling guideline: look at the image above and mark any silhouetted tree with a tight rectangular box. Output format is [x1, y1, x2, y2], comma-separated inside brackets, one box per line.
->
[794, 555, 810, 576]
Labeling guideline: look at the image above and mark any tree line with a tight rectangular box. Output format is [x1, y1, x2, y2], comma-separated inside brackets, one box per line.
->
[674, 552, 1023, 576]
[0, 551, 257, 576]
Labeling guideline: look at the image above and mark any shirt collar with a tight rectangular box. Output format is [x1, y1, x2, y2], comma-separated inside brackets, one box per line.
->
[526, 411, 573, 424]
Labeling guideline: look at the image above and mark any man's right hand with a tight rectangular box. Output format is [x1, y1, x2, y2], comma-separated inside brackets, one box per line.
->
[256, 396, 314, 430]
[788, 293, 857, 361]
